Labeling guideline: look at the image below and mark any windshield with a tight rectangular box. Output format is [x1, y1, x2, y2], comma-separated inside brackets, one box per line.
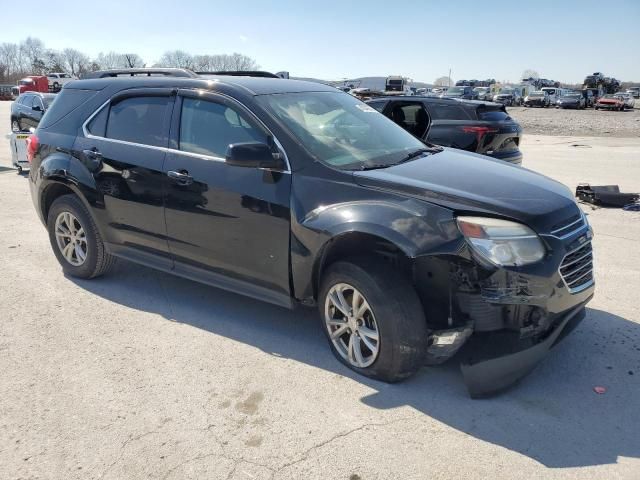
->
[499, 88, 514, 94]
[19, 79, 34, 85]
[473, 87, 487, 92]
[257, 92, 428, 170]
[565, 94, 581, 98]
[445, 87, 464, 95]
[603, 94, 617, 99]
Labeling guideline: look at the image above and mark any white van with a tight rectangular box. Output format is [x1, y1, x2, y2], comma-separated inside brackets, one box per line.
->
[541, 87, 562, 103]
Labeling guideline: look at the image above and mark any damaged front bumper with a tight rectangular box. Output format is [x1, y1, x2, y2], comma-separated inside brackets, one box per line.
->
[416, 223, 595, 397]
[460, 300, 589, 398]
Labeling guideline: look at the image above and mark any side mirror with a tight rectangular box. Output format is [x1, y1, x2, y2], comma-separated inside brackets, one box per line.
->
[225, 142, 285, 170]
[32, 105, 42, 112]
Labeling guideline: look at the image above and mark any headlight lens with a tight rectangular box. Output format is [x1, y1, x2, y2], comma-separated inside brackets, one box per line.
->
[457, 216, 545, 266]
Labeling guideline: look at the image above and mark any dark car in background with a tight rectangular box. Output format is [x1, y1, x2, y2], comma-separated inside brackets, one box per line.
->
[367, 96, 523, 164]
[28, 69, 593, 397]
[441, 86, 478, 100]
[493, 88, 522, 106]
[523, 91, 550, 107]
[556, 92, 585, 109]
[10, 92, 57, 131]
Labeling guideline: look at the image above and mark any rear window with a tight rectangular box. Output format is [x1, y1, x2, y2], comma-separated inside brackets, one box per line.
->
[39, 89, 97, 129]
[105, 96, 170, 147]
[478, 109, 511, 121]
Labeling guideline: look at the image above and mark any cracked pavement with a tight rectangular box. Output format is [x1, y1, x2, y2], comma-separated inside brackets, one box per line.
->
[0, 101, 639, 479]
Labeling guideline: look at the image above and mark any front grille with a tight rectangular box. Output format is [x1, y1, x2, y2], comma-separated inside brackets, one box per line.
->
[559, 241, 594, 293]
[550, 214, 586, 239]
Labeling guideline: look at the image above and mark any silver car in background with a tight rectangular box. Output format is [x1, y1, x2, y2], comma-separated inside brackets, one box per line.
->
[616, 92, 635, 109]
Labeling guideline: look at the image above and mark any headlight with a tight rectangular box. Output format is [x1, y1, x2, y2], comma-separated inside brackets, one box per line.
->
[457, 216, 546, 266]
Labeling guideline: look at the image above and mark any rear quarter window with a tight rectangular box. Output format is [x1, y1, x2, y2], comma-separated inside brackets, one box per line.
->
[425, 103, 471, 120]
[367, 100, 388, 112]
[39, 89, 97, 129]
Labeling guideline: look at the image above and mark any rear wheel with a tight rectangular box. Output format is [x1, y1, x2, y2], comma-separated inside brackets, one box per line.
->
[47, 194, 116, 279]
[319, 258, 428, 382]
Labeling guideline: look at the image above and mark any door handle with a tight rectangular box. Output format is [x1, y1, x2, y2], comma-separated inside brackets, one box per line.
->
[167, 170, 193, 185]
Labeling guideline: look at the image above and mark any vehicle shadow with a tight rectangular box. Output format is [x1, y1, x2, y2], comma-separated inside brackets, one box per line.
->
[69, 261, 640, 469]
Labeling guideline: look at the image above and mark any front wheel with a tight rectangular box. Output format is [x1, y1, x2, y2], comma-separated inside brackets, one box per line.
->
[319, 258, 428, 382]
[47, 194, 116, 279]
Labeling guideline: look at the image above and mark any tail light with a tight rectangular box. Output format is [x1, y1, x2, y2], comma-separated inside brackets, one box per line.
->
[460, 126, 499, 143]
[26, 134, 39, 163]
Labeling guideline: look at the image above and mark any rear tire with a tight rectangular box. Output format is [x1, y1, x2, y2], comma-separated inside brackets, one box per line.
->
[319, 258, 428, 383]
[47, 194, 116, 279]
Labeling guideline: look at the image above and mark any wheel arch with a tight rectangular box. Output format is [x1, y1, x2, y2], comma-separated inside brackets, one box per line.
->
[311, 230, 415, 302]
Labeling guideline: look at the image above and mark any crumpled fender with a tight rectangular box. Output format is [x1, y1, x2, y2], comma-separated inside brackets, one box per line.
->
[290, 197, 463, 301]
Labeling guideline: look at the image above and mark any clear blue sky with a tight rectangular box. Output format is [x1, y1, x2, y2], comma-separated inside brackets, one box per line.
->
[3, 0, 639, 83]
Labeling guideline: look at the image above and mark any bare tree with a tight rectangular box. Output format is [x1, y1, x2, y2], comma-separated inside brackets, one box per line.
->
[155, 50, 194, 69]
[434, 76, 453, 87]
[45, 49, 66, 73]
[62, 48, 90, 76]
[95, 52, 123, 70]
[20, 37, 45, 73]
[123, 53, 144, 68]
[521, 69, 539, 80]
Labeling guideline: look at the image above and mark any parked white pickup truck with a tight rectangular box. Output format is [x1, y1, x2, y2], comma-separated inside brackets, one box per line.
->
[47, 73, 75, 91]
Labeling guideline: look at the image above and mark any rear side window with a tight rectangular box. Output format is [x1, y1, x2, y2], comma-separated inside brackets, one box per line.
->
[39, 89, 96, 129]
[426, 104, 471, 120]
[179, 97, 267, 158]
[106, 96, 170, 147]
[478, 109, 511, 121]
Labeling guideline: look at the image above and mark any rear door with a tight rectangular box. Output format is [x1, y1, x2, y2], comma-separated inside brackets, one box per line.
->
[162, 90, 292, 304]
[73, 89, 175, 265]
[422, 101, 474, 149]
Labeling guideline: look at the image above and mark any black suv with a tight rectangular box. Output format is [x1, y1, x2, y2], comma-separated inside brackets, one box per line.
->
[29, 69, 594, 397]
[10, 92, 57, 131]
[366, 96, 523, 164]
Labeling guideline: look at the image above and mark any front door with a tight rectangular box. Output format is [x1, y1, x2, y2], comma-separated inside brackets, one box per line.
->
[163, 91, 292, 304]
[72, 89, 175, 265]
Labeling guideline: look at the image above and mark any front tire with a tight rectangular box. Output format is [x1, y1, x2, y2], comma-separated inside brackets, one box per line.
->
[47, 194, 116, 279]
[319, 258, 428, 383]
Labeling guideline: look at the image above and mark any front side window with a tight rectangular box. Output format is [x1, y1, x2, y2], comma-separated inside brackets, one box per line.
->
[31, 96, 44, 110]
[257, 91, 427, 169]
[179, 97, 267, 158]
[106, 96, 170, 147]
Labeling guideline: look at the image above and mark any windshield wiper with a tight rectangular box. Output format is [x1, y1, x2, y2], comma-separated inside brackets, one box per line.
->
[359, 147, 439, 171]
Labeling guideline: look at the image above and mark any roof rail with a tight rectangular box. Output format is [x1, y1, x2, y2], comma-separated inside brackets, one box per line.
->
[80, 68, 198, 79]
[196, 70, 280, 78]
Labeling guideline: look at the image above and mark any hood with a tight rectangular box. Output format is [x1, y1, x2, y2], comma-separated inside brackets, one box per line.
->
[599, 98, 619, 103]
[559, 97, 579, 102]
[353, 148, 579, 233]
